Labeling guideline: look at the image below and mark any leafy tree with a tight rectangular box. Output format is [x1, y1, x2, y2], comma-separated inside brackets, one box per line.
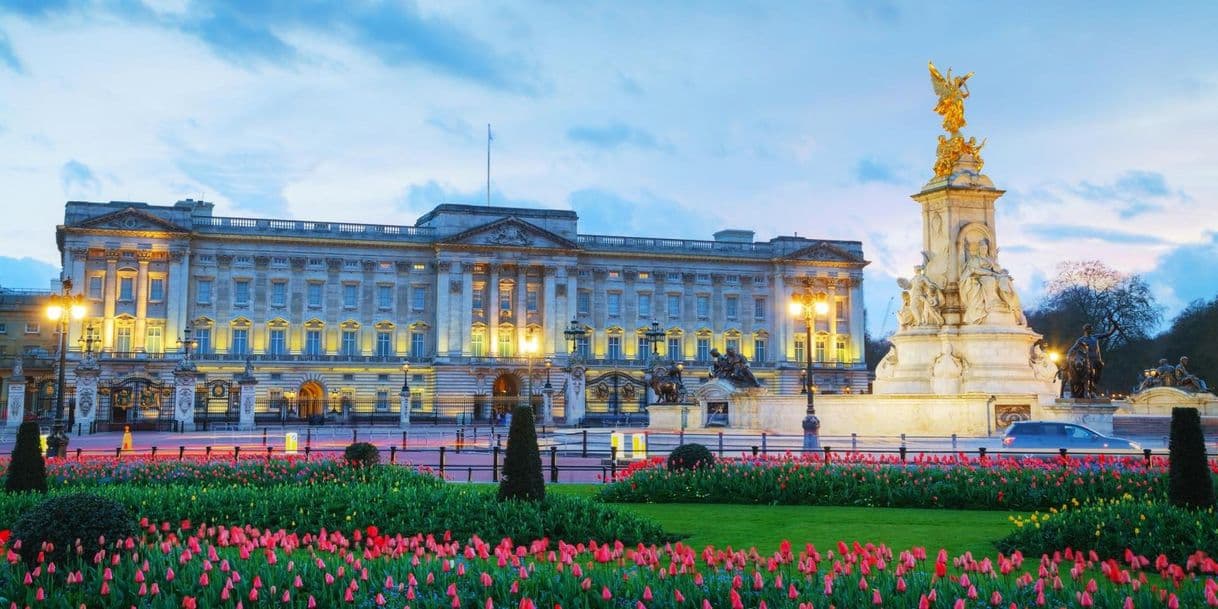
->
[5, 421, 47, 494]
[498, 404, 545, 502]
[1154, 296, 1218, 387]
[863, 331, 891, 374]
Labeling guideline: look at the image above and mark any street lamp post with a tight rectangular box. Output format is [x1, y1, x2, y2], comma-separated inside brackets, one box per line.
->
[400, 361, 411, 426]
[45, 277, 87, 458]
[564, 319, 586, 360]
[789, 279, 829, 451]
[644, 321, 664, 365]
[522, 329, 539, 409]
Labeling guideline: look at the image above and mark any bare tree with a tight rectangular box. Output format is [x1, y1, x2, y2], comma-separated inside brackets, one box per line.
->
[1040, 260, 1162, 349]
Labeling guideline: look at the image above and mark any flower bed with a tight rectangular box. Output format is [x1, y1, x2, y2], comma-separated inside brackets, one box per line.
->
[601, 453, 1181, 511]
[2, 522, 1215, 608]
[999, 496, 1218, 563]
[28, 456, 438, 488]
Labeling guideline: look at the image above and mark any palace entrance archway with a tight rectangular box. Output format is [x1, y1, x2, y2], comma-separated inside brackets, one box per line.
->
[491, 373, 521, 421]
[298, 381, 325, 419]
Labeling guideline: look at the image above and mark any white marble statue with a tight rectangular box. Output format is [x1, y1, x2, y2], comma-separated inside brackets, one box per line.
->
[875, 347, 898, 380]
[959, 239, 1025, 326]
[1030, 342, 1060, 383]
[898, 265, 945, 327]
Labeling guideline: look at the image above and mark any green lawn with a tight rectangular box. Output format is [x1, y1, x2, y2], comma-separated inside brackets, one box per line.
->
[483, 484, 1020, 557]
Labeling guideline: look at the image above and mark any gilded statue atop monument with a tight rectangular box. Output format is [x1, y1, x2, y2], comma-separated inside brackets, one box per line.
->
[929, 62, 985, 178]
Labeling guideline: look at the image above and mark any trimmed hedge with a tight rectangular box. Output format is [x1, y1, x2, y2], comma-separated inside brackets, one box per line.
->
[4, 421, 47, 493]
[668, 443, 714, 472]
[12, 493, 135, 564]
[1169, 407, 1216, 509]
[344, 442, 381, 468]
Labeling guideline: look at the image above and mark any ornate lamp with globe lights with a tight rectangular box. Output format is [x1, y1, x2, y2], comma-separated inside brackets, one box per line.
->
[45, 277, 87, 458]
[789, 279, 830, 451]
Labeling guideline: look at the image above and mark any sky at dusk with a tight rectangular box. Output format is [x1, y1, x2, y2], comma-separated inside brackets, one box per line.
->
[1, 1, 1216, 336]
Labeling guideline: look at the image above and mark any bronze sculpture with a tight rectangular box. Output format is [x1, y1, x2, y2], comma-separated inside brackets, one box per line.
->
[1174, 356, 1209, 393]
[648, 362, 687, 404]
[928, 62, 986, 177]
[1064, 321, 1118, 398]
[708, 347, 761, 388]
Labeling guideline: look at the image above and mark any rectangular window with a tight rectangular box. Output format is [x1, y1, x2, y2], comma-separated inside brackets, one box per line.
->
[195, 328, 211, 354]
[343, 284, 358, 309]
[608, 270, 620, 280]
[304, 329, 322, 356]
[377, 331, 394, 357]
[377, 285, 393, 310]
[815, 338, 826, 362]
[470, 333, 485, 357]
[499, 288, 512, 313]
[88, 276, 103, 300]
[412, 287, 427, 311]
[754, 297, 766, 320]
[696, 295, 710, 318]
[24, 322, 39, 334]
[116, 327, 132, 353]
[836, 338, 847, 362]
[146, 327, 163, 354]
[575, 335, 590, 359]
[696, 337, 711, 362]
[526, 288, 538, 312]
[268, 329, 286, 356]
[230, 328, 248, 356]
[667, 337, 682, 360]
[667, 294, 681, 318]
[607, 336, 622, 360]
[410, 332, 426, 358]
[498, 332, 515, 357]
[0, 322, 7, 334]
[376, 390, 389, 412]
[119, 277, 134, 301]
[725, 296, 738, 320]
[149, 278, 165, 302]
[472, 288, 484, 310]
[837, 299, 847, 321]
[577, 291, 591, 316]
[341, 330, 358, 356]
[197, 279, 212, 304]
[307, 283, 323, 308]
[271, 281, 287, 307]
[638, 272, 650, 280]
[607, 292, 621, 317]
[637, 336, 651, 361]
[726, 337, 740, 354]
[234, 280, 250, 306]
[794, 338, 806, 364]
[637, 293, 651, 317]
[754, 338, 767, 363]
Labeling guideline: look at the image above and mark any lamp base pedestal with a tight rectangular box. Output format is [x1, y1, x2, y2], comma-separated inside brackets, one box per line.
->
[801, 413, 821, 451]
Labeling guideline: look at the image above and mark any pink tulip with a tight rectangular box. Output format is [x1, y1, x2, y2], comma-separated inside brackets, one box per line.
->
[602, 586, 612, 600]
[873, 590, 883, 605]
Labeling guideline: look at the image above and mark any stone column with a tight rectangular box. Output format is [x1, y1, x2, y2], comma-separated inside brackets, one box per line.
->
[849, 277, 866, 367]
[172, 365, 196, 432]
[515, 265, 527, 341]
[237, 371, 257, 431]
[541, 384, 555, 426]
[73, 357, 101, 431]
[165, 249, 188, 347]
[399, 389, 412, 428]
[103, 256, 118, 350]
[459, 263, 474, 356]
[6, 368, 25, 430]
[564, 365, 586, 426]
[488, 266, 500, 356]
[435, 261, 451, 359]
[828, 282, 839, 364]
[542, 266, 557, 356]
[134, 257, 150, 351]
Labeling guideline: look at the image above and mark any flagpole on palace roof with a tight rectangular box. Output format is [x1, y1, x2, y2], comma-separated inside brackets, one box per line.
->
[486, 123, 492, 207]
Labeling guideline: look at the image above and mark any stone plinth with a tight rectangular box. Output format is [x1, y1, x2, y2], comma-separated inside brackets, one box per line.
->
[1119, 387, 1218, 416]
[5, 375, 25, 430]
[74, 358, 102, 430]
[1040, 399, 1120, 436]
[399, 390, 412, 428]
[173, 367, 197, 432]
[237, 376, 257, 431]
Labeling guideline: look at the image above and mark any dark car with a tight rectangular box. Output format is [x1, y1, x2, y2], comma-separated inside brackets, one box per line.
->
[1001, 421, 1141, 452]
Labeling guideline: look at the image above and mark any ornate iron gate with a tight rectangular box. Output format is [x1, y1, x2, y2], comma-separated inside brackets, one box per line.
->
[97, 376, 173, 431]
[585, 370, 648, 424]
[195, 380, 237, 428]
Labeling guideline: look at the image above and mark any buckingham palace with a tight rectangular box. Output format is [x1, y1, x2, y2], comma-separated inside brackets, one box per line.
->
[43, 198, 869, 429]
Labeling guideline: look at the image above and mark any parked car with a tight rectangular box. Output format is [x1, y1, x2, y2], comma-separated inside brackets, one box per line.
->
[1001, 421, 1141, 452]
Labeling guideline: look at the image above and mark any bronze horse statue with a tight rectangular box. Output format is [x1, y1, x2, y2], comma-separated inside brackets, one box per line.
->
[648, 363, 687, 404]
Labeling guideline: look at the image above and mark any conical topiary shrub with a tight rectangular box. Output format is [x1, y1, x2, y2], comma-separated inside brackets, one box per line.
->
[497, 404, 545, 502]
[1169, 407, 1216, 509]
[5, 421, 47, 493]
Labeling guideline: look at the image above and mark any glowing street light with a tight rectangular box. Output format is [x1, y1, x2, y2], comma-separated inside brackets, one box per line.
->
[44, 277, 87, 458]
[790, 278, 830, 451]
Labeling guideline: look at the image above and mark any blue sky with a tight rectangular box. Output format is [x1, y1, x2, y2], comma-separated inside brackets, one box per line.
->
[1, 1, 1216, 337]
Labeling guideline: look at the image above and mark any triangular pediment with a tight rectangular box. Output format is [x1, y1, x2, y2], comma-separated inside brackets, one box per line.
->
[783, 241, 865, 263]
[440, 217, 579, 250]
[76, 207, 187, 233]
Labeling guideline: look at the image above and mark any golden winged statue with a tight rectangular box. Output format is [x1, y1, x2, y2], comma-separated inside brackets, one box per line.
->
[928, 61, 984, 178]
[929, 61, 973, 135]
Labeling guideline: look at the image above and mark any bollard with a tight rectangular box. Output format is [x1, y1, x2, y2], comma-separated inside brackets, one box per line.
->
[115, 447, 121, 457]
[823, 446, 831, 464]
[751, 445, 759, 457]
[76, 448, 82, 460]
[390, 446, 397, 464]
[352, 429, 358, 444]
[439, 446, 446, 477]
[978, 447, 987, 462]
[205, 446, 213, 459]
[718, 431, 724, 457]
[610, 446, 618, 481]
[1059, 447, 1069, 459]
[467, 467, 472, 482]
[582, 429, 588, 458]
[306, 429, 312, 449]
[1143, 448, 1152, 467]
[900, 433, 906, 448]
[679, 429, 684, 446]
[951, 433, 958, 450]
[601, 467, 608, 484]
[455, 430, 462, 454]
[179, 446, 185, 460]
[492, 445, 500, 482]
[234, 446, 241, 461]
[851, 433, 858, 451]
[550, 446, 558, 483]
[899, 446, 907, 463]
[402, 431, 408, 449]
[762, 432, 768, 456]
[304, 446, 312, 460]
[151, 446, 158, 458]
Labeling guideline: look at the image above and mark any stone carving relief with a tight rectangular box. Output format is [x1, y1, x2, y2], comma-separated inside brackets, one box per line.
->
[489, 225, 532, 247]
[78, 392, 95, 417]
[994, 404, 1032, 430]
[957, 225, 1025, 326]
[931, 343, 966, 394]
[7, 392, 22, 421]
[875, 347, 898, 380]
[11, 359, 22, 378]
[177, 388, 194, 415]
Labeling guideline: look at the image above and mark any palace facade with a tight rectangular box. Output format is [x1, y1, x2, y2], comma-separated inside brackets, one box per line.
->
[43, 199, 868, 427]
